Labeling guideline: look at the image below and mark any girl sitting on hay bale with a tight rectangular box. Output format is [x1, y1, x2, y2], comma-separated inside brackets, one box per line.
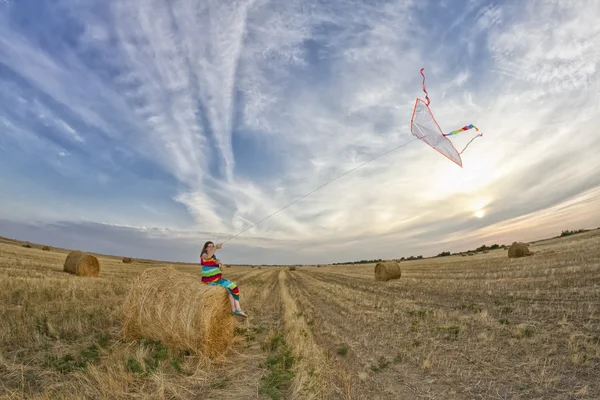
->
[201, 241, 248, 318]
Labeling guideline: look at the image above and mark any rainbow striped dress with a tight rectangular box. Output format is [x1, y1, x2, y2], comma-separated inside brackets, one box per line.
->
[200, 253, 240, 301]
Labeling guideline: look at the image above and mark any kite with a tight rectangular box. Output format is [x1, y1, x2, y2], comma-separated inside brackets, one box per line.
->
[410, 68, 482, 167]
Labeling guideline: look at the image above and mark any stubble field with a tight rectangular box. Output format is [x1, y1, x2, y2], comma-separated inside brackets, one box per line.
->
[1, 230, 599, 399]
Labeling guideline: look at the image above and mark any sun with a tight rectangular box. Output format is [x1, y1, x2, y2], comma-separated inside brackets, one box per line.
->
[474, 209, 485, 218]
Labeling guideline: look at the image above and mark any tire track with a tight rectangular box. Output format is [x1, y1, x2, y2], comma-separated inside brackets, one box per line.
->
[287, 269, 569, 400]
[301, 268, 599, 318]
[278, 269, 353, 400]
[286, 270, 421, 400]
[291, 258, 600, 400]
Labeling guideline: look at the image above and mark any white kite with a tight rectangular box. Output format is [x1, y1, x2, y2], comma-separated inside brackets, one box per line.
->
[410, 68, 482, 167]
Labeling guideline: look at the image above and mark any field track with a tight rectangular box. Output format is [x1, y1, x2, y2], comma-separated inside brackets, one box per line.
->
[1, 230, 599, 399]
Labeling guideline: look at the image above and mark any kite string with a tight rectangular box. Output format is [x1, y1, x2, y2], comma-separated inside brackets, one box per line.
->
[220, 137, 420, 244]
[420, 68, 430, 106]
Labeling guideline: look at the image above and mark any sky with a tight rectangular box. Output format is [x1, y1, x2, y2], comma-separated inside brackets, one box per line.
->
[1, 0, 600, 265]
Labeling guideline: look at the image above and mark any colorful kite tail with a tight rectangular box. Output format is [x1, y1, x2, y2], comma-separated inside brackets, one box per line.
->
[443, 124, 483, 153]
[443, 124, 479, 137]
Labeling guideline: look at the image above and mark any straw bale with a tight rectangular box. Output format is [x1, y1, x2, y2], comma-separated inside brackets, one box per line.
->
[289, 266, 296, 271]
[374, 261, 401, 281]
[122, 257, 132, 263]
[121, 267, 235, 358]
[508, 242, 533, 258]
[63, 250, 100, 277]
[42, 246, 51, 251]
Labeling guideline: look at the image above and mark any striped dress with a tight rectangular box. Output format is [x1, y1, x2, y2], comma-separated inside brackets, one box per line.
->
[201, 253, 240, 301]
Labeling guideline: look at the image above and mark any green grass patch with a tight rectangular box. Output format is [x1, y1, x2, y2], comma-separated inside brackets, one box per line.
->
[48, 343, 101, 373]
[336, 343, 349, 356]
[370, 356, 391, 372]
[125, 339, 191, 376]
[436, 325, 461, 340]
[259, 331, 296, 400]
[407, 309, 429, 318]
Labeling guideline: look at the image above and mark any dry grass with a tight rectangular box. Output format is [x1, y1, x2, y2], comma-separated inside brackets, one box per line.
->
[1, 229, 599, 399]
[0, 240, 281, 399]
[278, 269, 331, 399]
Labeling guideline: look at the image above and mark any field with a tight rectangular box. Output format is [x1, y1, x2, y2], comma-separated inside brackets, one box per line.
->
[1, 231, 599, 400]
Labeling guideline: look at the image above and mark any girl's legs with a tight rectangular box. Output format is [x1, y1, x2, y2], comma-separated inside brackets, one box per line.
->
[228, 294, 236, 312]
[234, 299, 247, 316]
[211, 280, 245, 315]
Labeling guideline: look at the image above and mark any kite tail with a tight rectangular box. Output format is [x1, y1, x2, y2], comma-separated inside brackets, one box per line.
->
[458, 132, 483, 154]
[420, 68, 430, 106]
[443, 124, 483, 153]
[444, 124, 479, 137]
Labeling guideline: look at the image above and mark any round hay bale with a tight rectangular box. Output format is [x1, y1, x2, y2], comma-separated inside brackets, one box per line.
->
[467, 252, 475, 256]
[42, 246, 51, 251]
[122, 257, 132, 263]
[508, 242, 533, 258]
[289, 266, 296, 271]
[63, 251, 100, 277]
[482, 250, 489, 254]
[121, 267, 235, 358]
[374, 261, 401, 281]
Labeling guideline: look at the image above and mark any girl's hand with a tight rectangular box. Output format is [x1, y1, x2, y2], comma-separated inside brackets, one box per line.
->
[216, 243, 223, 249]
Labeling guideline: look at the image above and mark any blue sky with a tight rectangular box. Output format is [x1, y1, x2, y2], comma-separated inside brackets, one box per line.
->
[1, 0, 600, 265]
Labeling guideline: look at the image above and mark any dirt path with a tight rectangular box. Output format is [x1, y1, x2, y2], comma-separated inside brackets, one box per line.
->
[203, 269, 283, 400]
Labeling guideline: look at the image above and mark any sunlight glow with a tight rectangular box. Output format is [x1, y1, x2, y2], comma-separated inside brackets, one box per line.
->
[474, 209, 485, 218]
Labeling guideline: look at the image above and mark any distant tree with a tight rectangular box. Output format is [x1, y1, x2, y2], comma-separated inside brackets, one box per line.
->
[560, 229, 588, 237]
[332, 258, 383, 265]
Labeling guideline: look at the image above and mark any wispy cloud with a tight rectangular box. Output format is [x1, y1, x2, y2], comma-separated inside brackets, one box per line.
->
[1, 0, 599, 264]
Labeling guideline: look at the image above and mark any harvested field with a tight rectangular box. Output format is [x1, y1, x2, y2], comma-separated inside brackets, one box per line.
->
[1, 230, 599, 399]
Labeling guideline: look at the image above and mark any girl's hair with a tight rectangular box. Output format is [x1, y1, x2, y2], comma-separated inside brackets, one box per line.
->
[200, 241, 214, 257]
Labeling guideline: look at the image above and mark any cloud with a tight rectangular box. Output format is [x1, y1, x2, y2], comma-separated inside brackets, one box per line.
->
[1, 0, 600, 264]
[3, 180, 600, 265]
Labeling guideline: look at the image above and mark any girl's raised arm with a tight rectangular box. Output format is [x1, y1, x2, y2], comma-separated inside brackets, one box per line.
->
[202, 243, 222, 259]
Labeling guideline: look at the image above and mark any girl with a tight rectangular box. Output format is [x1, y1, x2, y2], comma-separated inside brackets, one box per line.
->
[200, 241, 247, 317]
